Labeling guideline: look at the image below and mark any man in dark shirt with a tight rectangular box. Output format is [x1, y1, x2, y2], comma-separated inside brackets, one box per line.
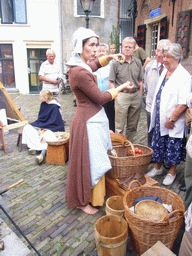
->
[109, 37, 144, 142]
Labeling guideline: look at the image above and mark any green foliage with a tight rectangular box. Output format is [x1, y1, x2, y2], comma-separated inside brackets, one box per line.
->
[56, 245, 62, 252]
[109, 25, 120, 53]
[56, 239, 63, 252]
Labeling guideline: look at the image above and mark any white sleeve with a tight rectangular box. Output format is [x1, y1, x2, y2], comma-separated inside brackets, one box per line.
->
[38, 63, 45, 76]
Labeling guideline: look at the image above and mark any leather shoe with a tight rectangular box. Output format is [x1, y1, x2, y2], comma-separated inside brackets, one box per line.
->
[35, 155, 44, 165]
[163, 173, 176, 186]
[179, 185, 186, 192]
[28, 149, 37, 155]
[147, 167, 163, 177]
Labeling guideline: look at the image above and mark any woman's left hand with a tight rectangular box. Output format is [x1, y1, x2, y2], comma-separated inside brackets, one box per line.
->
[165, 119, 175, 129]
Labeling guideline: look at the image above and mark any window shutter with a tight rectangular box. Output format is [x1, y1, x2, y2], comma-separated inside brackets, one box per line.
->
[13, 0, 27, 24]
[176, 10, 191, 57]
[160, 16, 168, 40]
[137, 25, 146, 49]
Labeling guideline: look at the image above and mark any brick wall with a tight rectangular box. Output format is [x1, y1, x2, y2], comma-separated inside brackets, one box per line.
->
[135, 0, 192, 74]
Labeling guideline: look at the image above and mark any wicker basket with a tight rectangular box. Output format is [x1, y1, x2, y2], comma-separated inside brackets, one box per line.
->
[46, 131, 70, 146]
[107, 142, 153, 178]
[123, 180, 185, 255]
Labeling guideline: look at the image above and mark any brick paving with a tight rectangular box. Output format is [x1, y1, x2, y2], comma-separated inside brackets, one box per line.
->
[0, 92, 186, 255]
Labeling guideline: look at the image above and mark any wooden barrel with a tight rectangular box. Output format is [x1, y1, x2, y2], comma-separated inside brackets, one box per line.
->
[95, 215, 128, 256]
[106, 196, 125, 217]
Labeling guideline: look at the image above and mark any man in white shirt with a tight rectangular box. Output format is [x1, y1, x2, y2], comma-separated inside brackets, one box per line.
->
[39, 49, 63, 114]
[144, 39, 171, 147]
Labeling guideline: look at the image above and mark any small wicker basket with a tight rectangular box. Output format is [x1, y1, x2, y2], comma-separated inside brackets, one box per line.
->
[107, 141, 153, 178]
[46, 131, 69, 146]
[123, 180, 185, 255]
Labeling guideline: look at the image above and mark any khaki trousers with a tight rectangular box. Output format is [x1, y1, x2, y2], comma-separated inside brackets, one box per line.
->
[115, 91, 142, 142]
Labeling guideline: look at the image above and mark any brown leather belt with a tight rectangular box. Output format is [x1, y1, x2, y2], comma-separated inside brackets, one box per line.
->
[122, 88, 139, 93]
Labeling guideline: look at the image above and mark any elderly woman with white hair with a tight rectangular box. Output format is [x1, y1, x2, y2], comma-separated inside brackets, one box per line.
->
[94, 43, 115, 132]
[65, 27, 132, 214]
[147, 43, 191, 186]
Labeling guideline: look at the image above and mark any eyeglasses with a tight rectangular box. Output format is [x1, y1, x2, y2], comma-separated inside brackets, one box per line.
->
[123, 46, 134, 49]
[155, 49, 163, 54]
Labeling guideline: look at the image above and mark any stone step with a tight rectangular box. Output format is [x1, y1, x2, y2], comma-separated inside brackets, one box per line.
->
[0, 218, 31, 256]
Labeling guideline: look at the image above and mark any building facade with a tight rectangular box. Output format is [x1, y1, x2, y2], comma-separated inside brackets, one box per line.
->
[0, 0, 139, 94]
[0, 0, 61, 94]
[61, 0, 119, 71]
[135, 0, 192, 74]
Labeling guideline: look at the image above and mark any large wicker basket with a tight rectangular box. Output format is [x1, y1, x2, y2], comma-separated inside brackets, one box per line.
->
[107, 142, 153, 178]
[123, 181, 185, 255]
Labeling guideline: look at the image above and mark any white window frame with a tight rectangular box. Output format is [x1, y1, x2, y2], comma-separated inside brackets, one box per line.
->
[144, 13, 167, 58]
[150, 22, 160, 58]
[74, 0, 104, 18]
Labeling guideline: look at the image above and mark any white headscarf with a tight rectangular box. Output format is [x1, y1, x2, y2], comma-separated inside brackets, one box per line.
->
[66, 27, 99, 73]
[72, 27, 99, 54]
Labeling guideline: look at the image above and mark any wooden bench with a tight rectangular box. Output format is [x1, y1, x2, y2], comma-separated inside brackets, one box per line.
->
[17, 128, 23, 152]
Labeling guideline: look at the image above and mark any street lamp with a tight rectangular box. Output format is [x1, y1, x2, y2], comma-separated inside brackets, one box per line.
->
[80, 0, 95, 28]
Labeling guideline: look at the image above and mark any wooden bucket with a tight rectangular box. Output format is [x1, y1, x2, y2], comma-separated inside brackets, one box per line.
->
[95, 215, 128, 256]
[106, 196, 125, 217]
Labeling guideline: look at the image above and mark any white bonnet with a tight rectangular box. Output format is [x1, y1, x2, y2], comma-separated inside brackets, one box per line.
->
[72, 27, 99, 54]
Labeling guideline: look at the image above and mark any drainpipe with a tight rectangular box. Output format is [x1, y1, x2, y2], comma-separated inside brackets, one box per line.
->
[58, 0, 64, 74]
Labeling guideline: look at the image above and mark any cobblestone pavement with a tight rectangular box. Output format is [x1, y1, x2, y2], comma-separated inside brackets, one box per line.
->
[0, 92, 186, 255]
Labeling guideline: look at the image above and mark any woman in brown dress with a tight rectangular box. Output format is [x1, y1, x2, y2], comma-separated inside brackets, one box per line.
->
[66, 27, 133, 214]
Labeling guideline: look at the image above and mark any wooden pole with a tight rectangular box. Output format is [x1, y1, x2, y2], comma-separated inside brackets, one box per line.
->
[0, 179, 24, 195]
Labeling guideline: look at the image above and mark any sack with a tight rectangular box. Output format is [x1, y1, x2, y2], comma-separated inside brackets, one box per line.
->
[110, 133, 129, 146]
[185, 108, 192, 128]
[117, 171, 146, 189]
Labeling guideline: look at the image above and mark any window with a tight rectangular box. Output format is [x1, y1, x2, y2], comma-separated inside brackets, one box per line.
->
[119, 0, 134, 45]
[76, 0, 103, 17]
[150, 23, 160, 57]
[27, 49, 47, 93]
[0, 0, 27, 24]
[0, 44, 15, 88]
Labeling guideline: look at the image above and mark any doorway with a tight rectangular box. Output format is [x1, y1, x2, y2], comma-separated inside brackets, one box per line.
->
[27, 49, 47, 93]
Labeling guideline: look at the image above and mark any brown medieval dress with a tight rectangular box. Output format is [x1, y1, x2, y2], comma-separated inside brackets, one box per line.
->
[65, 59, 112, 209]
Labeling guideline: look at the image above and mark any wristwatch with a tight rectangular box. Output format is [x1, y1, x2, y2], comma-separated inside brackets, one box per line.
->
[169, 118, 175, 123]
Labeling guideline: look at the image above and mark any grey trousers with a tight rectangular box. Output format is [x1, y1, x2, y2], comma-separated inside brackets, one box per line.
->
[146, 110, 153, 148]
[179, 231, 192, 256]
[115, 91, 142, 142]
[184, 151, 192, 210]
